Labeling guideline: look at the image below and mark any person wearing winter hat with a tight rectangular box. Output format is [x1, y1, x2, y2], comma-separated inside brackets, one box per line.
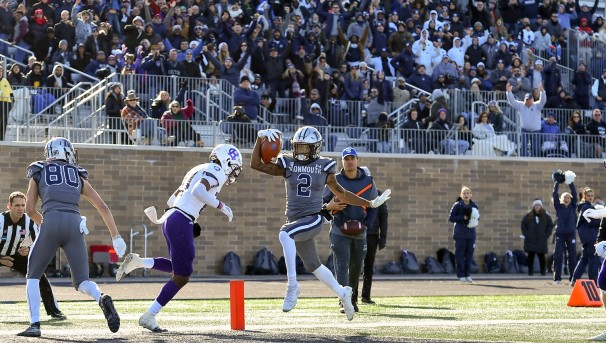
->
[430, 108, 469, 155]
[521, 198, 554, 276]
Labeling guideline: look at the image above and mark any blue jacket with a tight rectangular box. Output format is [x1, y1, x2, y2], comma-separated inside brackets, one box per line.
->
[577, 202, 601, 244]
[552, 182, 578, 236]
[449, 198, 479, 240]
[233, 87, 260, 121]
[323, 167, 378, 238]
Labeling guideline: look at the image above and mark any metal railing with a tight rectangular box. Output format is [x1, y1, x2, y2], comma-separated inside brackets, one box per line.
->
[9, 116, 605, 159]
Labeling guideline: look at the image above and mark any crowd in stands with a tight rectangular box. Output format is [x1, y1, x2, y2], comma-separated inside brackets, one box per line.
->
[0, 0, 605, 156]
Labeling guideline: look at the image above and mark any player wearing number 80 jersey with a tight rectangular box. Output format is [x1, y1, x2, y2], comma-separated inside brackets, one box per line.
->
[18, 137, 126, 337]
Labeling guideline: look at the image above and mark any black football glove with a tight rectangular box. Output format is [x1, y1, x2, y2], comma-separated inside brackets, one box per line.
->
[193, 223, 201, 238]
[379, 240, 386, 250]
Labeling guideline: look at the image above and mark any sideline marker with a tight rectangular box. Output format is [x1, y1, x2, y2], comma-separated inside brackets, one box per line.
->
[230, 280, 245, 330]
[568, 279, 603, 307]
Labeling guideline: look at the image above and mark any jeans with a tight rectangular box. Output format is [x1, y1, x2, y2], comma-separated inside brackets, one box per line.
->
[521, 129, 541, 157]
[330, 232, 366, 303]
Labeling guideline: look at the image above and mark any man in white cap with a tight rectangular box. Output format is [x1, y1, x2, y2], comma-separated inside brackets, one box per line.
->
[432, 53, 457, 82]
[506, 81, 546, 156]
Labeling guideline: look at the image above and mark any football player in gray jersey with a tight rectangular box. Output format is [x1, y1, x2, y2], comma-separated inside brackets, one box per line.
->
[251, 126, 391, 320]
[18, 137, 127, 338]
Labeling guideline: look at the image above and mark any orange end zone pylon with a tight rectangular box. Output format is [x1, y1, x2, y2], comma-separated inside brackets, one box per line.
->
[230, 280, 245, 330]
[568, 279, 603, 307]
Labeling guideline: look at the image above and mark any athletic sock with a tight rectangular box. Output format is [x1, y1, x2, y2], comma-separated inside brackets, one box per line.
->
[26, 278, 41, 324]
[146, 300, 164, 316]
[142, 258, 155, 269]
[156, 280, 180, 306]
[279, 231, 298, 286]
[77, 280, 102, 302]
[313, 265, 342, 295]
[152, 257, 173, 273]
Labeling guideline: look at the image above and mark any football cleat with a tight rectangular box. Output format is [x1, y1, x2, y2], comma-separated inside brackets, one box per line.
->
[99, 294, 120, 333]
[116, 253, 144, 281]
[282, 283, 301, 312]
[17, 322, 41, 337]
[338, 286, 355, 321]
[50, 311, 67, 320]
[139, 312, 168, 332]
[589, 331, 606, 341]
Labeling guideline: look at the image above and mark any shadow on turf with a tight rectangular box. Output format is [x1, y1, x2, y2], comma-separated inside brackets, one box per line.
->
[470, 283, 535, 290]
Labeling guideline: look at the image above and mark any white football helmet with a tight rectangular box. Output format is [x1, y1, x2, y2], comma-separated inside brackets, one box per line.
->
[291, 126, 322, 163]
[44, 137, 78, 164]
[209, 144, 243, 185]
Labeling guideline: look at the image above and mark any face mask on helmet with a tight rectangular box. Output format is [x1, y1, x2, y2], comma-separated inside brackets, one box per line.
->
[209, 144, 243, 185]
[44, 137, 78, 164]
[291, 126, 322, 163]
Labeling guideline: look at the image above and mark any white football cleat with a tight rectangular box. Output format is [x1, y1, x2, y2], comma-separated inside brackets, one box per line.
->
[589, 331, 606, 341]
[338, 286, 355, 321]
[282, 283, 301, 312]
[139, 312, 167, 333]
[115, 253, 144, 281]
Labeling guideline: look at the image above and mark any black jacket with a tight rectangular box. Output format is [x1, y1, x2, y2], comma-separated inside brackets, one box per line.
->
[367, 190, 388, 247]
[521, 209, 553, 254]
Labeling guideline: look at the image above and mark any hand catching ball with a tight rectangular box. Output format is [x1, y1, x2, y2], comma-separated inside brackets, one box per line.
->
[261, 138, 282, 163]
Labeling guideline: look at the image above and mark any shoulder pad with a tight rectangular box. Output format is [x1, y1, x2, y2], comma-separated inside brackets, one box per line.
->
[26, 162, 44, 179]
[78, 166, 89, 180]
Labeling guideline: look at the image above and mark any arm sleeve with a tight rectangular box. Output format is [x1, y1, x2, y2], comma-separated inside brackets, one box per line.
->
[191, 183, 221, 208]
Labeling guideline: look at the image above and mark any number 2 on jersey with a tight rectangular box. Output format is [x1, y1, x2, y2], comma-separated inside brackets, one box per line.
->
[297, 174, 311, 197]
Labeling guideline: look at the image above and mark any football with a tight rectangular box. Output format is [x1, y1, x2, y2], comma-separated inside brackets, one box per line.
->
[261, 138, 282, 163]
[339, 220, 367, 235]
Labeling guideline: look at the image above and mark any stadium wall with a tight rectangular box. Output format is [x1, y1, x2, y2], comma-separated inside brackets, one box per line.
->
[1, 143, 605, 276]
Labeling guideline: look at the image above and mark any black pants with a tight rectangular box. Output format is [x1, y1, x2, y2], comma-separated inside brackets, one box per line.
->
[527, 252, 546, 275]
[362, 235, 379, 299]
[0, 101, 10, 141]
[10, 253, 60, 315]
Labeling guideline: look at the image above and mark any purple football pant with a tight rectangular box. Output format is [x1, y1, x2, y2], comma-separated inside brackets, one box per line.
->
[154, 211, 196, 277]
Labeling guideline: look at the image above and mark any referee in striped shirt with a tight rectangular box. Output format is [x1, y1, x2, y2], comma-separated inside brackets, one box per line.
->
[0, 191, 65, 320]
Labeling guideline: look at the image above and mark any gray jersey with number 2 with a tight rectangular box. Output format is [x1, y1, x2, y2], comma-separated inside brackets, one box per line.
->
[277, 155, 337, 222]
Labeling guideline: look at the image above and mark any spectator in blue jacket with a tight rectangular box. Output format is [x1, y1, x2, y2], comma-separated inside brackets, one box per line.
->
[571, 187, 600, 286]
[233, 75, 260, 121]
[407, 64, 433, 96]
[449, 186, 479, 283]
[552, 180, 578, 284]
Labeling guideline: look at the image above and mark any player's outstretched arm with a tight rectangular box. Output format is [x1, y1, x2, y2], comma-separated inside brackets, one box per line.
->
[250, 136, 286, 176]
[326, 174, 373, 207]
[326, 175, 391, 208]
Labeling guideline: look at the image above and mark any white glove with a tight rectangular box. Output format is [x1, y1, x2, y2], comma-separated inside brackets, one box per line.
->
[79, 216, 89, 235]
[370, 189, 392, 208]
[112, 235, 127, 258]
[584, 208, 606, 222]
[218, 202, 233, 222]
[596, 241, 606, 259]
[258, 129, 282, 142]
